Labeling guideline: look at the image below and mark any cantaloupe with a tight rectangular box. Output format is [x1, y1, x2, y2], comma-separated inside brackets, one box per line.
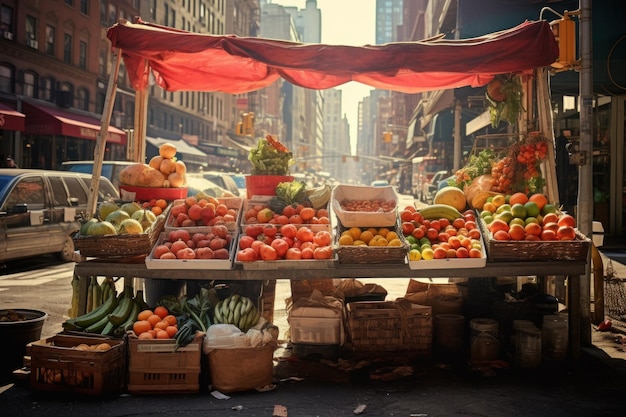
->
[433, 186, 467, 211]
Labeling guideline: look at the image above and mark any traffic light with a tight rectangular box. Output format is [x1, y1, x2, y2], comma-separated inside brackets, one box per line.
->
[342, 155, 347, 163]
[550, 12, 577, 71]
[236, 121, 244, 135]
[243, 112, 255, 136]
[383, 131, 392, 143]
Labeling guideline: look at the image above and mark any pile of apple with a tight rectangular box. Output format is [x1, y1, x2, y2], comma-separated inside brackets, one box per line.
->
[243, 203, 330, 225]
[152, 225, 232, 260]
[168, 196, 239, 228]
[400, 206, 484, 261]
[236, 223, 333, 261]
[480, 192, 577, 241]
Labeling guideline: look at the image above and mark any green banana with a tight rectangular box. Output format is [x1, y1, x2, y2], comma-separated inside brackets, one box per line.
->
[419, 204, 463, 221]
[86, 277, 94, 313]
[228, 294, 240, 312]
[92, 278, 103, 310]
[107, 289, 134, 326]
[84, 312, 112, 334]
[113, 298, 141, 338]
[213, 300, 223, 323]
[71, 292, 119, 328]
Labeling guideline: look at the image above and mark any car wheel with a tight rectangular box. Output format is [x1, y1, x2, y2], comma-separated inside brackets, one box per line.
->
[56, 235, 76, 262]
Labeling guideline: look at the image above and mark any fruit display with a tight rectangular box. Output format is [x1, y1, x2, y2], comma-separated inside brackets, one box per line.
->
[166, 196, 241, 229]
[79, 200, 159, 236]
[399, 204, 485, 264]
[242, 200, 330, 226]
[453, 132, 549, 199]
[337, 226, 405, 248]
[212, 294, 261, 332]
[152, 225, 233, 260]
[119, 142, 187, 188]
[479, 192, 578, 241]
[236, 223, 333, 262]
[63, 284, 151, 338]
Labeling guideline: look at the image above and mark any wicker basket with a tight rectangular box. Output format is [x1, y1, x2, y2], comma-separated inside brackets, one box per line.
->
[478, 218, 591, 261]
[74, 209, 167, 258]
[347, 299, 432, 357]
[335, 221, 408, 264]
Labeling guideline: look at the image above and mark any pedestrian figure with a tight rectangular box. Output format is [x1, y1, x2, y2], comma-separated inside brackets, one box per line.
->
[6, 156, 18, 168]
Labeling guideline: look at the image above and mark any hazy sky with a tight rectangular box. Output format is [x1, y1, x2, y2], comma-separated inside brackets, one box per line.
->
[268, 0, 377, 153]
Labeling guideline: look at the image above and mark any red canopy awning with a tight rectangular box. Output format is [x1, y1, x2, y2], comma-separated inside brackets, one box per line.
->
[0, 102, 26, 131]
[23, 101, 127, 145]
[106, 19, 559, 94]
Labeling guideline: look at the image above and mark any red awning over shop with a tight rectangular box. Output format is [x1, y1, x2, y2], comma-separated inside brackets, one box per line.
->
[22, 101, 127, 145]
[106, 18, 558, 94]
[0, 102, 26, 131]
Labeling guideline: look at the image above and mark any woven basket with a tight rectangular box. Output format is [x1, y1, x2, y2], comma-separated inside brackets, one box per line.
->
[347, 299, 432, 357]
[335, 221, 408, 264]
[478, 218, 590, 261]
[74, 209, 167, 258]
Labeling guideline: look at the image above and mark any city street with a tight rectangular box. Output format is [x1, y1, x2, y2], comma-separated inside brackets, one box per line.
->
[1, 230, 626, 416]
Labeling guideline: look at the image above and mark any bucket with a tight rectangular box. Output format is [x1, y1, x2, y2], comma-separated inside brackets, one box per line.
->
[511, 319, 536, 348]
[514, 326, 542, 368]
[542, 315, 568, 362]
[433, 314, 465, 362]
[469, 318, 499, 362]
[245, 175, 294, 197]
[0, 309, 47, 382]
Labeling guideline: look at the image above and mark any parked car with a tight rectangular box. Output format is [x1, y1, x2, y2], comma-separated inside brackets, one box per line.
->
[190, 171, 241, 197]
[370, 180, 390, 187]
[61, 161, 232, 198]
[0, 169, 119, 263]
[422, 170, 451, 204]
[230, 173, 247, 198]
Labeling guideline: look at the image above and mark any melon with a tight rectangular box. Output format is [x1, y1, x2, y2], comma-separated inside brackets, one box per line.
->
[433, 186, 467, 211]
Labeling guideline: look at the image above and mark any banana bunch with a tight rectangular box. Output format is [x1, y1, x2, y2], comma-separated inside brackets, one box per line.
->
[213, 294, 260, 332]
[418, 204, 464, 221]
[63, 285, 150, 337]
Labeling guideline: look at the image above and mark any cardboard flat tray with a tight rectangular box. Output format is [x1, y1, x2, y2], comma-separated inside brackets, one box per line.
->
[145, 229, 237, 269]
[331, 184, 398, 228]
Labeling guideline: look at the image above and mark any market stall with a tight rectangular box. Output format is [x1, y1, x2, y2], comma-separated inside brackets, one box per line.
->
[71, 17, 594, 365]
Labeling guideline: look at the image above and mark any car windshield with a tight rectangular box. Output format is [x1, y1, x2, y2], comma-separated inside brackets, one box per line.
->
[231, 174, 246, 188]
[0, 175, 13, 194]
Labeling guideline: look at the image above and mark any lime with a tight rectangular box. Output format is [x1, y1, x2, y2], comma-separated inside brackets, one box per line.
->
[410, 243, 420, 251]
[542, 203, 557, 215]
[524, 201, 540, 217]
[483, 215, 494, 224]
[510, 203, 527, 219]
[480, 210, 492, 219]
[524, 216, 539, 226]
[406, 235, 417, 245]
[419, 237, 431, 247]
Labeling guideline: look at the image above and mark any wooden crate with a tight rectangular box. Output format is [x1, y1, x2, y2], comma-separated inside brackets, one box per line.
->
[347, 300, 432, 358]
[28, 334, 126, 396]
[127, 334, 203, 394]
[478, 218, 591, 261]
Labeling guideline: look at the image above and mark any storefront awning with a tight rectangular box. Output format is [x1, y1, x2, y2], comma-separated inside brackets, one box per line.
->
[0, 102, 25, 131]
[22, 101, 127, 144]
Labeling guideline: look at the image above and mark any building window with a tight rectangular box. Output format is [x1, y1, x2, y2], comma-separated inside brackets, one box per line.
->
[80, 0, 89, 15]
[65, 0, 74, 6]
[25, 15, 37, 48]
[77, 87, 89, 111]
[23, 71, 37, 97]
[0, 64, 14, 93]
[1, 5, 14, 40]
[41, 77, 54, 101]
[46, 25, 55, 56]
[99, 49, 106, 76]
[64, 34, 73, 63]
[96, 91, 105, 113]
[79, 40, 87, 68]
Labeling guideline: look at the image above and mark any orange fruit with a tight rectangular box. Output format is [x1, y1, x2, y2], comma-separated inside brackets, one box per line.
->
[155, 199, 168, 209]
[493, 230, 511, 241]
[138, 331, 154, 339]
[154, 306, 169, 319]
[488, 219, 510, 234]
[164, 315, 177, 326]
[154, 321, 169, 331]
[133, 320, 152, 336]
[524, 222, 542, 236]
[166, 325, 178, 338]
[137, 309, 154, 321]
[300, 207, 316, 221]
[147, 314, 162, 328]
[508, 224, 526, 241]
[155, 329, 170, 339]
[508, 192, 529, 206]
[529, 193, 548, 210]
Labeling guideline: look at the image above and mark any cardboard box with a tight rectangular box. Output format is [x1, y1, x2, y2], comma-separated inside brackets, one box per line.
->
[332, 185, 398, 227]
[207, 343, 275, 393]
